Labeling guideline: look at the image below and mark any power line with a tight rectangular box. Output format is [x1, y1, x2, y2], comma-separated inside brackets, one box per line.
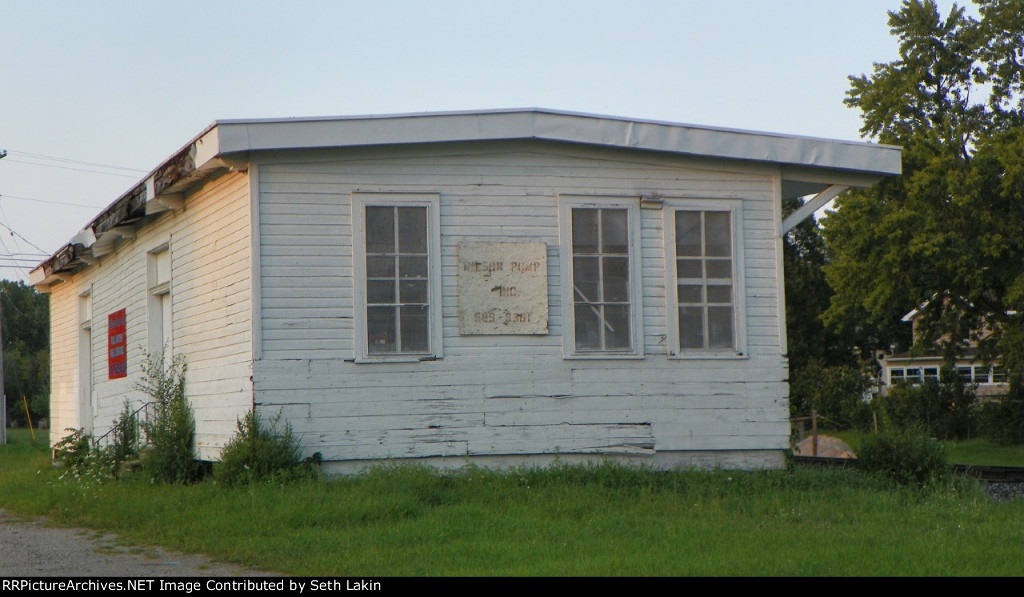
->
[0, 219, 50, 256]
[5, 150, 148, 173]
[3, 157, 141, 179]
[0, 192, 103, 209]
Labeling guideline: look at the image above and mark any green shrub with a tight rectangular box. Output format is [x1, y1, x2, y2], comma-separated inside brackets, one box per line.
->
[856, 429, 951, 488]
[790, 361, 873, 430]
[52, 427, 98, 478]
[137, 352, 201, 484]
[107, 401, 141, 478]
[974, 397, 1024, 445]
[214, 410, 320, 485]
[874, 368, 976, 440]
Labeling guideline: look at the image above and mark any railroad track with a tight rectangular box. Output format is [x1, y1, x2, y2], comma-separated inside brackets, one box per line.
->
[792, 456, 1024, 483]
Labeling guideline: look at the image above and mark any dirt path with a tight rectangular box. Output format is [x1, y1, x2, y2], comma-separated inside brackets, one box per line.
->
[0, 509, 283, 577]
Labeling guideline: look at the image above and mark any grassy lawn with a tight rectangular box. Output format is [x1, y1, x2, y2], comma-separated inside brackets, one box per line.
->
[1, 428, 1022, 576]
[818, 429, 1024, 467]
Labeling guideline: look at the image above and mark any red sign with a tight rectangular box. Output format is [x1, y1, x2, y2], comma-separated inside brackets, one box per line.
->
[108, 309, 127, 379]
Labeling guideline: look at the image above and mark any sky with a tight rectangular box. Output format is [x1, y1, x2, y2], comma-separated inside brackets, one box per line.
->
[0, 0, 975, 283]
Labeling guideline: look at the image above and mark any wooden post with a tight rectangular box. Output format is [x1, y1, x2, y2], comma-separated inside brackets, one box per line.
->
[811, 409, 818, 457]
[0, 290, 5, 445]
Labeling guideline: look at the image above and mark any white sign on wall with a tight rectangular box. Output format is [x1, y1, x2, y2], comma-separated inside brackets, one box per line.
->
[458, 242, 548, 335]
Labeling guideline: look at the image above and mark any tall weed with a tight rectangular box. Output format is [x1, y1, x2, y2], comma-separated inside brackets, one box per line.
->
[214, 410, 320, 485]
[137, 352, 201, 484]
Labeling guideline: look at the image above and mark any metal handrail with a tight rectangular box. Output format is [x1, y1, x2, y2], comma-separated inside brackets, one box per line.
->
[91, 401, 156, 449]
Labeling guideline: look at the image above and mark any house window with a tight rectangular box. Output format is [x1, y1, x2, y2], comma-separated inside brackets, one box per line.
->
[78, 292, 94, 433]
[991, 366, 1006, 383]
[147, 246, 172, 362]
[666, 203, 744, 355]
[889, 368, 905, 384]
[559, 197, 642, 357]
[353, 194, 441, 360]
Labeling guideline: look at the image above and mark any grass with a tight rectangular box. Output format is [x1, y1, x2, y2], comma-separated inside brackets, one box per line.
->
[2, 428, 1022, 576]
[819, 429, 1024, 466]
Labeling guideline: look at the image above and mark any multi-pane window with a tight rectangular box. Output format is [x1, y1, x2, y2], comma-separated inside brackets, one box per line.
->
[674, 210, 735, 351]
[364, 205, 430, 355]
[901, 365, 1005, 385]
[570, 207, 632, 352]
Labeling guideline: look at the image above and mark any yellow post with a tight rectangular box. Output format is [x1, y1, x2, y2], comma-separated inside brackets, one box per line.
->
[22, 396, 35, 442]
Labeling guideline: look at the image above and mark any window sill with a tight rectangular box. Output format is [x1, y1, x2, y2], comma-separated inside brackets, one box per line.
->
[668, 351, 749, 361]
[562, 353, 646, 361]
[347, 355, 441, 364]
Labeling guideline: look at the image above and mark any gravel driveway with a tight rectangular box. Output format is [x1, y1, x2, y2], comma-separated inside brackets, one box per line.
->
[0, 509, 282, 577]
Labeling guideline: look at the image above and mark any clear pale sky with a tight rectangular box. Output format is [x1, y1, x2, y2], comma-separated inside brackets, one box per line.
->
[0, 0, 974, 283]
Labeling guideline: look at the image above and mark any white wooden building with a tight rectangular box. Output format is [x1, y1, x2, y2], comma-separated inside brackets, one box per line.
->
[31, 109, 901, 471]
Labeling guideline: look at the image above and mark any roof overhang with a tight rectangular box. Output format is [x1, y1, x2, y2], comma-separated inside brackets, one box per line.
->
[30, 108, 901, 290]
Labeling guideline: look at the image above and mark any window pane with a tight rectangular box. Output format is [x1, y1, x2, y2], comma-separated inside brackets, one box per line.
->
[679, 284, 702, 303]
[399, 256, 427, 278]
[572, 209, 599, 254]
[603, 256, 629, 302]
[397, 207, 427, 253]
[704, 212, 732, 257]
[707, 306, 734, 349]
[366, 207, 394, 254]
[367, 280, 395, 304]
[367, 306, 396, 354]
[573, 256, 600, 302]
[957, 367, 973, 382]
[399, 306, 429, 352]
[679, 306, 704, 349]
[676, 211, 702, 256]
[601, 209, 629, 254]
[400, 280, 428, 304]
[604, 305, 631, 350]
[677, 259, 702, 279]
[706, 259, 732, 279]
[706, 284, 732, 304]
[367, 256, 395, 277]
[574, 305, 601, 351]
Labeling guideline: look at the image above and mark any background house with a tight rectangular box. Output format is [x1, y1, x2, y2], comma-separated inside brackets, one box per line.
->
[880, 303, 1009, 399]
[30, 109, 901, 471]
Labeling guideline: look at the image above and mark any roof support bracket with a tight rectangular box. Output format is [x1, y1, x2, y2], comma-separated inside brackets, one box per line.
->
[780, 184, 848, 236]
[146, 193, 185, 215]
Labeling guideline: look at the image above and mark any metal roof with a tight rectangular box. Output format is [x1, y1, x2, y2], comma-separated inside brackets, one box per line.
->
[30, 108, 902, 288]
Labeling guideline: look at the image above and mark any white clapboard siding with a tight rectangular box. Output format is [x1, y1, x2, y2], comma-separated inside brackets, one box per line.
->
[45, 172, 254, 459]
[252, 140, 790, 468]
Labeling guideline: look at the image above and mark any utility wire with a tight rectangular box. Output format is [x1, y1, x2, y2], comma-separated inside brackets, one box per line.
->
[3, 157, 141, 179]
[5, 150, 148, 173]
[0, 218, 51, 256]
[0, 192, 102, 209]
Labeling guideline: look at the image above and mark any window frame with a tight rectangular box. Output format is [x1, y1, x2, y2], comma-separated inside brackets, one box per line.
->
[558, 195, 644, 359]
[352, 192, 442, 362]
[664, 199, 747, 359]
[147, 243, 172, 362]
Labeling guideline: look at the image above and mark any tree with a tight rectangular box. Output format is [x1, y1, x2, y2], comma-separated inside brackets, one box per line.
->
[783, 197, 896, 424]
[1, 280, 50, 427]
[822, 0, 1024, 405]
